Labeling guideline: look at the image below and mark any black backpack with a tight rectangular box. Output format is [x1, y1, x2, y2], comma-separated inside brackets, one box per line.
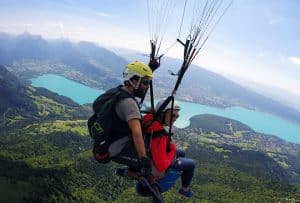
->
[88, 86, 125, 163]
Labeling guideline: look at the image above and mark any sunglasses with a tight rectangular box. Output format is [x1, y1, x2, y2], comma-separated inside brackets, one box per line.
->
[173, 114, 180, 119]
[167, 112, 179, 119]
[141, 79, 151, 86]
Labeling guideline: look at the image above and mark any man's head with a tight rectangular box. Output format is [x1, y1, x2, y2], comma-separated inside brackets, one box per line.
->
[123, 61, 153, 98]
[155, 99, 180, 126]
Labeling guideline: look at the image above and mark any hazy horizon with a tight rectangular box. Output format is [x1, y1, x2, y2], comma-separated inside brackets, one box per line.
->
[1, 0, 300, 111]
[1, 30, 300, 113]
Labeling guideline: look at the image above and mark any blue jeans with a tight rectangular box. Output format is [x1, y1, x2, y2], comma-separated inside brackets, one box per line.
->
[172, 149, 195, 188]
[176, 149, 185, 158]
[136, 149, 195, 195]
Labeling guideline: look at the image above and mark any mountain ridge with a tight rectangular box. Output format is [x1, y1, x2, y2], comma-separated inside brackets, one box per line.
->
[1, 32, 300, 125]
[0, 65, 91, 128]
[0, 64, 37, 116]
[108, 46, 300, 124]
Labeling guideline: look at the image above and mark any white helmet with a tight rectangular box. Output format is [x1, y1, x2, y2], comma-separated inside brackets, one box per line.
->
[155, 98, 180, 113]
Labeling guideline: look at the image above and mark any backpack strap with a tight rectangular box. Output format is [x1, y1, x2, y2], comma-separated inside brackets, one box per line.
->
[143, 114, 168, 160]
[144, 130, 165, 139]
[90, 85, 137, 164]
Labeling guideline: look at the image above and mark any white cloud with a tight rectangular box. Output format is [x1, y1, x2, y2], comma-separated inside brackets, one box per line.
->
[46, 23, 64, 28]
[257, 52, 265, 57]
[0, 24, 8, 28]
[94, 12, 116, 18]
[268, 17, 285, 25]
[24, 23, 33, 27]
[188, 42, 300, 96]
[288, 56, 300, 66]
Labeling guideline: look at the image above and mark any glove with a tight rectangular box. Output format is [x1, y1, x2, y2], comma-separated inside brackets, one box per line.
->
[139, 157, 152, 176]
[148, 59, 160, 71]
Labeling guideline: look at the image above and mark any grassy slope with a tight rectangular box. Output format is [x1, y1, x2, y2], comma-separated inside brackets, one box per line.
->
[1, 117, 300, 202]
[176, 114, 300, 184]
[1, 84, 300, 202]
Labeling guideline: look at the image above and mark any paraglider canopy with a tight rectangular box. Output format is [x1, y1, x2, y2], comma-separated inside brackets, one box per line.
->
[146, 0, 232, 68]
[146, 0, 232, 133]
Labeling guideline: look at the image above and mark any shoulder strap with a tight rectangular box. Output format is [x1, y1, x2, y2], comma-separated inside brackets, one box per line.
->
[145, 130, 166, 139]
[117, 85, 138, 105]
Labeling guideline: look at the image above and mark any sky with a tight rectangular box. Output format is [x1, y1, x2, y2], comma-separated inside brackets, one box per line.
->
[1, 0, 300, 109]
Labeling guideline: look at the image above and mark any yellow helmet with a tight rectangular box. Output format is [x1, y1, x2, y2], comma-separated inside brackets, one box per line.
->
[123, 61, 153, 81]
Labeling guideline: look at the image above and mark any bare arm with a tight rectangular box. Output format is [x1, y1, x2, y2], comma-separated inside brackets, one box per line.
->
[128, 118, 147, 158]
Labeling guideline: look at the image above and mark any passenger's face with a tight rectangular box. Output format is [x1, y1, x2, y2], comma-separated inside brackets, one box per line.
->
[164, 109, 179, 126]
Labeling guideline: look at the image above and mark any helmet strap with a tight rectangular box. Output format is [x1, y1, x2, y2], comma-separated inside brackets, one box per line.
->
[162, 112, 167, 125]
[127, 80, 135, 88]
[136, 77, 142, 89]
[128, 77, 141, 90]
[128, 77, 145, 98]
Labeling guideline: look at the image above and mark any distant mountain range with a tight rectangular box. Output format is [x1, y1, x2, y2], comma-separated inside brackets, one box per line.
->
[231, 76, 300, 112]
[0, 32, 300, 126]
[110, 47, 300, 125]
[0, 32, 127, 89]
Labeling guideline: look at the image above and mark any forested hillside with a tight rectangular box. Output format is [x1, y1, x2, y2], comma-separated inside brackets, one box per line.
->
[0, 65, 36, 115]
[175, 114, 300, 185]
[0, 67, 300, 202]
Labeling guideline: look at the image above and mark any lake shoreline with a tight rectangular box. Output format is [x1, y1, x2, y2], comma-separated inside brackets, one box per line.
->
[30, 74, 300, 144]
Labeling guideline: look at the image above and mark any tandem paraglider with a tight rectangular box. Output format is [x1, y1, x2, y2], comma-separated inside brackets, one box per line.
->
[88, 0, 232, 202]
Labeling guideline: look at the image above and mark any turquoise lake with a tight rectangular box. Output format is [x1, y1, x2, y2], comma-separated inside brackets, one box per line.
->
[31, 74, 300, 144]
[31, 74, 104, 104]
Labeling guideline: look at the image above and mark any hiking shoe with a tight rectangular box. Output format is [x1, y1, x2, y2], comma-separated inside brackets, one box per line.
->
[116, 167, 128, 177]
[178, 188, 193, 198]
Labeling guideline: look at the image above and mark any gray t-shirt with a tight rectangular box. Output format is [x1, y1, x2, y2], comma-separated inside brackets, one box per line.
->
[109, 89, 141, 157]
[115, 97, 141, 122]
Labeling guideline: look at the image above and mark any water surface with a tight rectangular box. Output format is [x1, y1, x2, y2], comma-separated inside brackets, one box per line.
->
[31, 74, 103, 104]
[30, 74, 300, 143]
